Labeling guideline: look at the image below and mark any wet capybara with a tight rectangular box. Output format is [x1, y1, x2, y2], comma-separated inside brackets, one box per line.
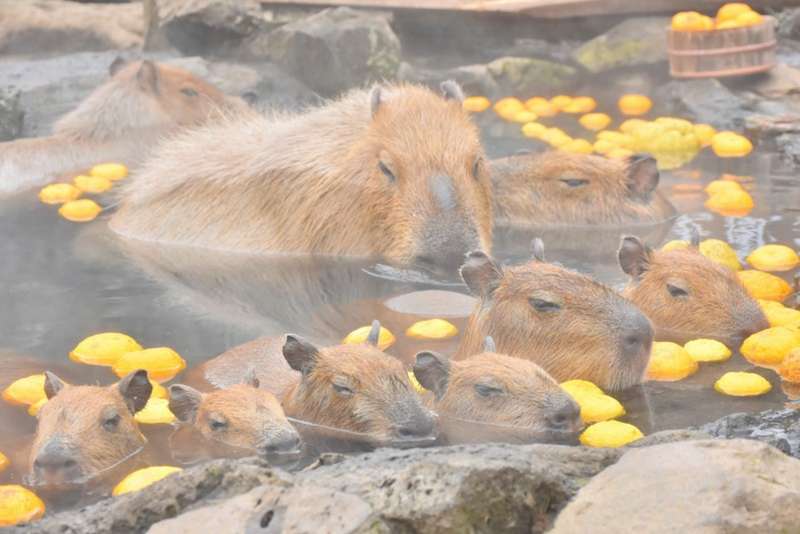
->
[28, 370, 151, 488]
[193, 321, 437, 447]
[490, 151, 676, 227]
[456, 243, 654, 391]
[413, 338, 582, 445]
[619, 235, 769, 346]
[0, 58, 242, 195]
[110, 82, 493, 270]
[168, 375, 301, 459]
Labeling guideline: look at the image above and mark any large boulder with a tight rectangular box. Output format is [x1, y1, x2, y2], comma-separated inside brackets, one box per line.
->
[487, 56, 578, 95]
[654, 78, 752, 130]
[552, 439, 800, 533]
[701, 407, 800, 458]
[0, 88, 23, 141]
[573, 17, 669, 73]
[0, 0, 143, 55]
[258, 7, 402, 96]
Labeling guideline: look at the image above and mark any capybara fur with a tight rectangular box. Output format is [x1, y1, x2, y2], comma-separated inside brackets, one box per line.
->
[490, 151, 676, 227]
[457, 244, 654, 391]
[0, 58, 240, 195]
[29, 370, 151, 488]
[413, 343, 582, 445]
[168, 376, 300, 459]
[619, 235, 769, 346]
[110, 82, 493, 269]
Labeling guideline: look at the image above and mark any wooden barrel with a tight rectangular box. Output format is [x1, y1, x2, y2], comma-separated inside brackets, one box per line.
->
[667, 16, 776, 78]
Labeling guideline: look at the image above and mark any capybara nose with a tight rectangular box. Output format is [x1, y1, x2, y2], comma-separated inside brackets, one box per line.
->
[545, 401, 582, 432]
[263, 432, 302, 454]
[620, 310, 654, 359]
[394, 415, 436, 441]
[33, 441, 81, 480]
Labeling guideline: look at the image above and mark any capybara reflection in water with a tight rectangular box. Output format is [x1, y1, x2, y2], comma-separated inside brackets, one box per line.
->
[111, 82, 493, 270]
[28, 370, 151, 489]
[619, 235, 769, 346]
[194, 321, 437, 446]
[456, 242, 653, 391]
[168, 375, 301, 459]
[413, 337, 582, 445]
[0, 58, 243, 195]
[490, 151, 675, 227]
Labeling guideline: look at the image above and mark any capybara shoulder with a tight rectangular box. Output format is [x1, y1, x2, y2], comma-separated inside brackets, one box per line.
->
[619, 235, 768, 345]
[29, 370, 151, 488]
[111, 82, 492, 269]
[491, 151, 675, 227]
[457, 243, 653, 391]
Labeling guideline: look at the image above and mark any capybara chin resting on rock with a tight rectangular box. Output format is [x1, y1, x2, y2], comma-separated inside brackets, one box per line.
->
[456, 241, 653, 391]
[619, 235, 769, 346]
[490, 151, 676, 227]
[110, 82, 493, 269]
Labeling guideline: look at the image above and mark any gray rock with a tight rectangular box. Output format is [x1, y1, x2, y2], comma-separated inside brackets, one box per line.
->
[0, 0, 144, 55]
[778, 7, 800, 40]
[573, 17, 670, 73]
[488, 38, 582, 66]
[552, 439, 800, 534]
[398, 62, 500, 98]
[0, 87, 23, 141]
[258, 7, 401, 96]
[627, 428, 711, 448]
[487, 56, 578, 95]
[701, 407, 800, 458]
[654, 78, 752, 130]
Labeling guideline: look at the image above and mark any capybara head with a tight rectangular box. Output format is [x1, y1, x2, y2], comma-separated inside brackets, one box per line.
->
[457, 243, 654, 391]
[280, 324, 437, 446]
[29, 370, 151, 488]
[491, 151, 675, 227]
[168, 376, 301, 458]
[413, 341, 582, 445]
[619, 235, 769, 346]
[364, 82, 493, 269]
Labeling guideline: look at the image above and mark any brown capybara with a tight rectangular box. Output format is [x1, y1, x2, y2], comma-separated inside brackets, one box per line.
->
[28, 369, 151, 489]
[0, 58, 242, 195]
[456, 243, 654, 391]
[168, 375, 301, 459]
[619, 235, 769, 346]
[194, 321, 437, 447]
[413, 339, 582, 445]
[490, 151, 676, 228]
[110, 82, 493, 270]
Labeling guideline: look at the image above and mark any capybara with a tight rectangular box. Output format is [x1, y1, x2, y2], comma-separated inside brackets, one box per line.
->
[0, 58, 241, 195]
[168, 376, 301, 458]
[193, 321, 437, 447]
[490, 151, 676, 227]
[110, 82, 493, 269]
[28, 369, 151, 488]
[619, 235, 769, 345]
[413, 339, 582, 445]
[456, 243, 654, 391]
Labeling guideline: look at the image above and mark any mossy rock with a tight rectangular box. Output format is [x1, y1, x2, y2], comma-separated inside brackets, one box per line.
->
[487, 56, 578, 94]
[573, 17, 669, 73]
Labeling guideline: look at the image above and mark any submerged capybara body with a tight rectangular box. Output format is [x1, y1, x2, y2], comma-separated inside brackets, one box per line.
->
[619, 236, 769, 346]
[413, 344, 582, 445]
[456, 246, 653, 391]
[490, 151, 676, 227]
[28, 370, 151, 488]
[0, 59, 240, 195]
[111, 82, 493, 269]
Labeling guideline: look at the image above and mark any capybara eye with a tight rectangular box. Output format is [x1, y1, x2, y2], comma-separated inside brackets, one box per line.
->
[560, 178, 589, 188]
[474, 383, 504, 397]
[667, 283, 690, 298]
[378, 161, 395, 183]
[103, 413, 121, 431]
[530, 297, 562, 313]
[209, 416, 228, 431]
[180, 87, 199, 97]
[332, 382, 354, 396]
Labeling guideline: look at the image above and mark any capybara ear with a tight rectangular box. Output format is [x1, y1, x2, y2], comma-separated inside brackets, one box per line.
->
[627, 154, 659, 200]
[413, 351, 450, 400]
[370, 86, 383, 118]
[460, 251, 502, 298]
[483, 336, 497, 353]
[43, 371, 67, 400]
[440, 80, 464, 103]
[136, 60, 160, 93]
[168, 384, 203, 423]
[109, 56, 128, 77]
[366, 319, 381, 347]
[243, 369, 260, 389]
[117, 369, 153, 414]
[531, 238, 546, 262]
[618, 236, 652, 280]
[283, 335, 320, 376]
